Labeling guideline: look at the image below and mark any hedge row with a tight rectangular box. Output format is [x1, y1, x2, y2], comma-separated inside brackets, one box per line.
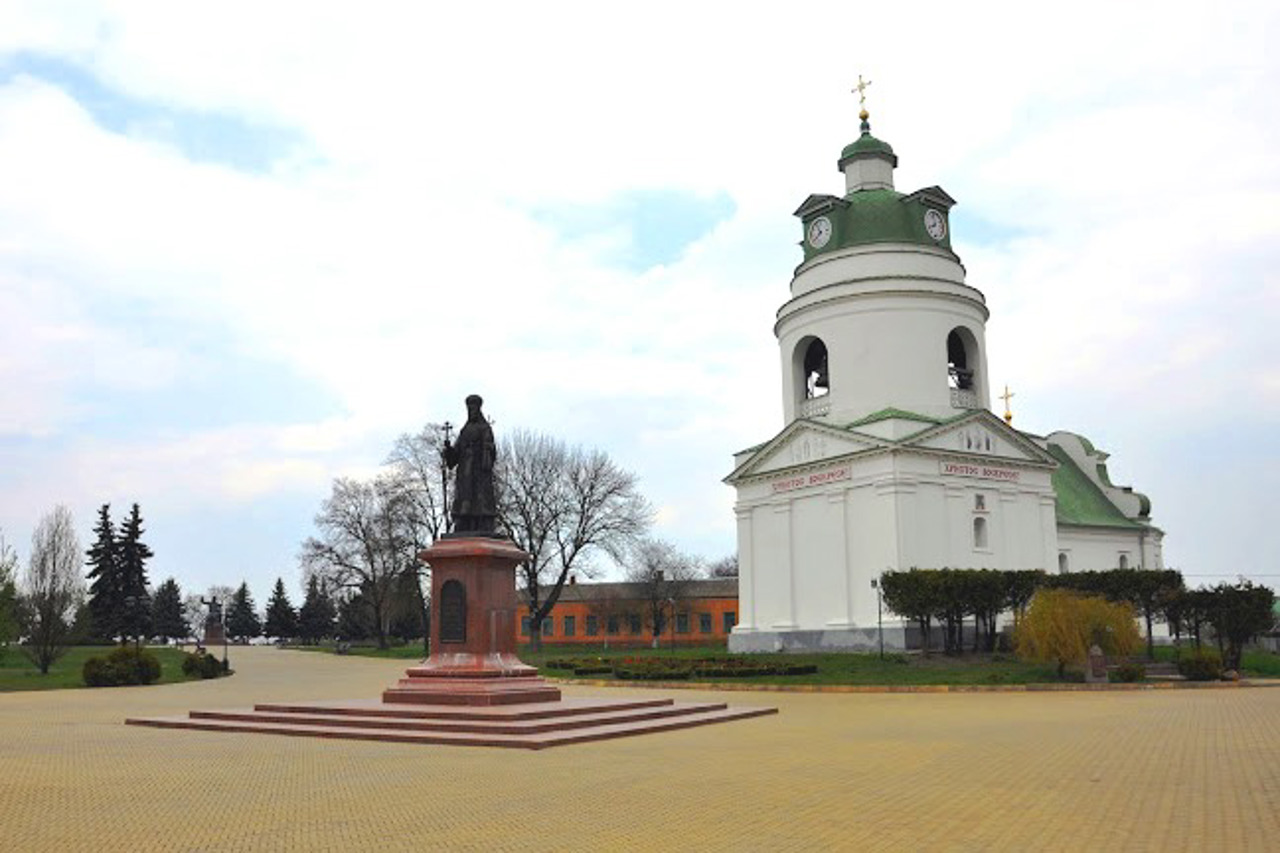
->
[544, 656, 817, 680]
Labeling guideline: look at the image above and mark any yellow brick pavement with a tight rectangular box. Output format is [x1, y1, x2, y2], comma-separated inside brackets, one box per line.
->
[1, 647, 1277, 852]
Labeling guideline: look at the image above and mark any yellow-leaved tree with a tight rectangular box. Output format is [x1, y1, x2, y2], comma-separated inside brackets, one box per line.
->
[1015, 588, 1141, 678]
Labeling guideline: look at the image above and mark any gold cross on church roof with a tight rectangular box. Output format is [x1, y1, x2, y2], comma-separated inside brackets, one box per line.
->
[852, 74, 872, 119]
[999, 385, 1015, 424]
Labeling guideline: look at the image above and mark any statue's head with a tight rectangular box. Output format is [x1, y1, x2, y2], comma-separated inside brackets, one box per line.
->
[465, 394, 483, 417]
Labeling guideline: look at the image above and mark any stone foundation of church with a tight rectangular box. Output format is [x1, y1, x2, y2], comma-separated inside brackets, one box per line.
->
[729, 625, 912, 654]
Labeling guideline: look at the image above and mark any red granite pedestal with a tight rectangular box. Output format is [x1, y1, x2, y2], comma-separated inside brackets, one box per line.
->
[382, 536, 562, 706]
[126, 535, 776, 749]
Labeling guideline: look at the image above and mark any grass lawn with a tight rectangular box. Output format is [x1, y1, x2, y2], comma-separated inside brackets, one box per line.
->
[0, 645, 210, 692]
[1151, 644, 1280, 678]
[292, 640, 1280, 685]
[291, 642, 1066, 685]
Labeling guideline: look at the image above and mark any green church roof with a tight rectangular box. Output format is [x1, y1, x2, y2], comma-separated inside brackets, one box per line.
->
[1047, 444, 1144, 530]
[840, 133, 895, 161]
[843, 407, 942, 428]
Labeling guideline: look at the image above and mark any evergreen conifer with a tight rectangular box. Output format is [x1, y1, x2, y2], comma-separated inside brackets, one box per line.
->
[116, 504, 154, 643]
[0, 533, 18, 653]
[84, 504, 122, 643]
[150, 578, 189, 642]
[297, 576, 336, 644]
[264, 577, 298, 640]
[226, 582, 262, 640]
[336, 588, 373, 642]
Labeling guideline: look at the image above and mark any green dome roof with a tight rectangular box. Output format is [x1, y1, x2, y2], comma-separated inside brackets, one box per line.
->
[841, 132, 895, 160]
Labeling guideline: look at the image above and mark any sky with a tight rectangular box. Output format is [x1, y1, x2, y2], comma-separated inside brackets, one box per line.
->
[0, 1, 1277, 604]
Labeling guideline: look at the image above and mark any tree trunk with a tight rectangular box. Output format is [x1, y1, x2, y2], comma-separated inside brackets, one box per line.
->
[1145, 611, 1155, 661]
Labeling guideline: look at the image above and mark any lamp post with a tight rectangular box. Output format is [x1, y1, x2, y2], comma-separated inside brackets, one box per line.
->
[222, 607, 230, 673]
[870, 578, 884, 659]
[123, 595, 142, 681]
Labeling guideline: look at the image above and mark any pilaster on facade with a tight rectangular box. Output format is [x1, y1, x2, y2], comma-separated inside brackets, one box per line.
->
[734, 507, 757, 631]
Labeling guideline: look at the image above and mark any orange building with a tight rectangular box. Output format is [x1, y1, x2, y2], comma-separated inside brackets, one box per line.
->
[518, 578, 739, 647]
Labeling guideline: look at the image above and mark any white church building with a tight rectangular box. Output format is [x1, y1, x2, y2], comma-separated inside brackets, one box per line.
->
[725, 105, 1164, 653]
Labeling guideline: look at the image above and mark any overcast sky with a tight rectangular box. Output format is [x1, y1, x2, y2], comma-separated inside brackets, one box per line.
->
[1, 2, 1277, 603]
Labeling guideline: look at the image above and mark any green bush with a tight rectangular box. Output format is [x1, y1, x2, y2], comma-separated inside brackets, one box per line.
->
[607, 656, 819, 681]
[1177, 648, 1223, 682]
[82, 647, 162, 687]
[1111, 663, 1146, 683]
[613, 661, 693, 680]
[182, 650, 224, 679]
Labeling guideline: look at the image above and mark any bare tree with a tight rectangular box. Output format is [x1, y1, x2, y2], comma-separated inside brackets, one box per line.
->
[182, 594, 206, 643]
[498, 430, 651, 650]
[21, 506, 84, 674]
[583, 585, 628, 650]
[707, 555, 738, 578]
[300, 474, 422, 649]
[625, 538, 696, 648]
[386, 422, 454, 544]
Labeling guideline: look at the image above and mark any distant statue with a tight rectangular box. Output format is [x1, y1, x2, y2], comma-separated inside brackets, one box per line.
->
[201, 596, 223, 626]
[200, 596, 227, 646]
[444, 394, 498, 534]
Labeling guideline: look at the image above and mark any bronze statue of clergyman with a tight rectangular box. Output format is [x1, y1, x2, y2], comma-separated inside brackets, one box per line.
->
[443, 394, 498, 535]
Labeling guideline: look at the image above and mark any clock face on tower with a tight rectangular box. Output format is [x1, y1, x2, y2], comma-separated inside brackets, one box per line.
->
[807, 216, 832, 249]
[924, 209, 947, 241]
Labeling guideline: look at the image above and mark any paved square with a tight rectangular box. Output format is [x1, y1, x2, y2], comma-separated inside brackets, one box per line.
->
[2, 647, 1277, 851]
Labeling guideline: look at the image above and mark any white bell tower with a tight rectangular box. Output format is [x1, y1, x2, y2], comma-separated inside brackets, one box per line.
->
[779, 105, 991, 426]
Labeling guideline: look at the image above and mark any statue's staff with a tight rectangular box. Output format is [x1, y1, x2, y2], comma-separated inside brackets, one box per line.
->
[440, 420, 453, 535]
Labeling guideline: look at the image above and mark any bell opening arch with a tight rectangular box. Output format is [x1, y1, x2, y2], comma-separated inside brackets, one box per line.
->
[793, 336, 830, 402]
[946, 327, 980, 392]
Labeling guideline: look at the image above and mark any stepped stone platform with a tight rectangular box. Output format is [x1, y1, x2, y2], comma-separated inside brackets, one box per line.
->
[128, 536, 774, 747]
[126, 695, 776, 750]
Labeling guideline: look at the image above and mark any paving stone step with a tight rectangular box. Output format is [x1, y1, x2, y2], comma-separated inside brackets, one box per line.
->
[126, 703, 776, 750]
[189, 701, 731, 735]
[253, 696, 674, 721]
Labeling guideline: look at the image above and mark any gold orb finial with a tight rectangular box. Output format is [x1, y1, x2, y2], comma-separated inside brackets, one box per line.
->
[859, 108, 869, 121]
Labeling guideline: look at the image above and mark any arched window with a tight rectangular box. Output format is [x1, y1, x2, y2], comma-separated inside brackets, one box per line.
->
[973, 516, 989, 549]
[1058, 553, 1069, 574]
[1118, 554, 1129, 570]
[947, 327, 978, 391]
[440, 579, 466, 643]
[800, 338, 829, 399]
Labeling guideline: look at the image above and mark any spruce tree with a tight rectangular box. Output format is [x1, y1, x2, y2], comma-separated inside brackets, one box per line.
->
[263, 577, 298, 640]
[297, 576, 336, 644]
[116, 504, 154, 643]
[84, 504, 122, 643]
[389, 571, 427, 643]
[336, 588, 373, 641]
[0, 532, 18, 654]
[225, 582, 262, 641]
[150, 578, 189, 642]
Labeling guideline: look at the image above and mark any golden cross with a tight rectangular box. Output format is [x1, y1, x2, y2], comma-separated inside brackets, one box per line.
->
[852, 74, 873, 108]
[999, 385, 1016, 424]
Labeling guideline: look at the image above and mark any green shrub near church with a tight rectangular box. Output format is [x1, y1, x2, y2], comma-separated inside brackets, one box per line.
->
[82, 646, 162, 686]
[1176, 648, 1223, 681]
[181, 650, 226, 679]
[545, 655, 818, 680]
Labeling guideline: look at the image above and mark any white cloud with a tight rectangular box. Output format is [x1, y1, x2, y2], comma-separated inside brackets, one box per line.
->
[0, 1, 1278, 594]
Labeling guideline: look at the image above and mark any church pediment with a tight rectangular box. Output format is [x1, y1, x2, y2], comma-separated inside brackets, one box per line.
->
[899, 410, 1057, 467]
[726, 421, 884, 483]
[792, 194, 850, 219]
[900, 185, 957, 211]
